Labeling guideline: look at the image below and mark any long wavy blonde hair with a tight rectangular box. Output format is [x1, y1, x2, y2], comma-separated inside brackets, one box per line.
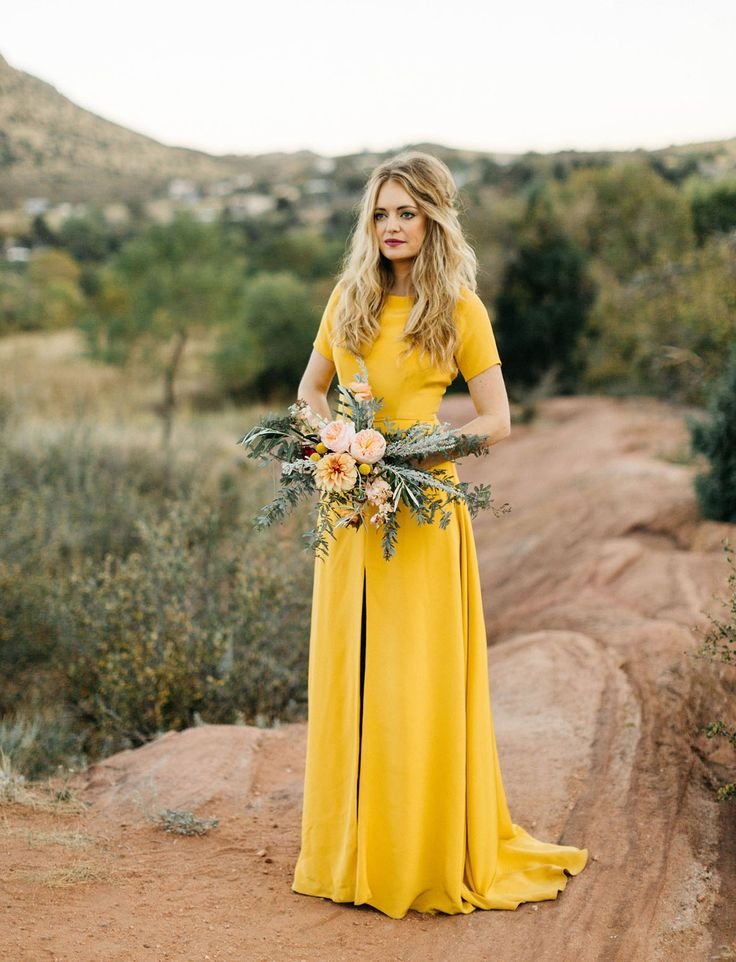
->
[331, 151, 478, 370]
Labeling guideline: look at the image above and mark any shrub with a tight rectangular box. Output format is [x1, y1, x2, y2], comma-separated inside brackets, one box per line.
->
[689, 349, 736, 523]
[61, 500, 312, 758]
[212, 271, 319, 401]
[0, 422, 313, 769]
[690, 179, 736, 245]
[494, 192, 596, 394]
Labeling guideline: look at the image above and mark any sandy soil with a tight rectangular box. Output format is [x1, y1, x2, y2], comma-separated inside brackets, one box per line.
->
[2, 395, 735, 962]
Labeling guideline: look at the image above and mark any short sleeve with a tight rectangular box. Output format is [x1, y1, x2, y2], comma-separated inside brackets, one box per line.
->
[313, 285, 342, 362]
[453, 290, 501, 381]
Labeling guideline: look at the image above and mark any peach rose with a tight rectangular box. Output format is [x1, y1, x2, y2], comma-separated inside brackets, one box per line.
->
[313, 452, 358, 493]
[349, 429, 386, 464]
[320, 419, 356, 453]
[348, 379, 374, 402]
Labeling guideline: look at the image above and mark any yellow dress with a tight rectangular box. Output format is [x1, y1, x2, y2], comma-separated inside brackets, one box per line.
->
[291, 287, 588, 919]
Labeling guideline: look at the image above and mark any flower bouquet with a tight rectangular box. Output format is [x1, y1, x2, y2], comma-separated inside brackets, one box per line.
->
[238, 369, 500, 560]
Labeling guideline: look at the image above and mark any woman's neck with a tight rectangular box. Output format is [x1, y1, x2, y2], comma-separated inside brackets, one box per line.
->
[389, 263, 413, 297]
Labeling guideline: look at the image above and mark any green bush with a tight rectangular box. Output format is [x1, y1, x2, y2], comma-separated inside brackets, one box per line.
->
[0, 422, 313, 771]
[689, 350, 736, 523]
[494, 192, 596, 394]
[62, 501, 312, 757]
[582, 237, 736, 404]
[213, 271, 320, 400]
[690, 179, 736, 245]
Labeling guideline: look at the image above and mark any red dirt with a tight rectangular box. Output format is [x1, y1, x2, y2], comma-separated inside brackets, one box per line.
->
[3, 396, 735, 962]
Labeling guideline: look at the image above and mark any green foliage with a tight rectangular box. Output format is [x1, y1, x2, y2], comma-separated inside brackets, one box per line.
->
[690, 179, 736, 245]
[57, 208, 121, 263]
[0, 423, 312, 770]
[689, 350, 736, 523]
[213, 271, 319, 400]
[82, 211, 245, 364]
[79, 211, 247, 442]
[0, 250, 85, 334]
[583, 236, 736, 403]
[494, 191, 596, 394]
[558, 162, 694, 279]
[237, 227, 343, 280]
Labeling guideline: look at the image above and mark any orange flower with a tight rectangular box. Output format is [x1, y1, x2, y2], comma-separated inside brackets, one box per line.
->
[348, 379, 373, 402]
[314, 452, 358, 493]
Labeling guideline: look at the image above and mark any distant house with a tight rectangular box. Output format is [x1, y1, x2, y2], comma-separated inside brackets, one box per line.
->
[168, 178, 200, 202]
[314, 157, 336, 175]
[226, 194, 276, 219]
[5, 245, 31, 263]
[23, 197, 49, 216]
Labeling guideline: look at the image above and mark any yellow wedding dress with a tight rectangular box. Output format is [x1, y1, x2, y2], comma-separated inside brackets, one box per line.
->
[291, 287, 588, 918]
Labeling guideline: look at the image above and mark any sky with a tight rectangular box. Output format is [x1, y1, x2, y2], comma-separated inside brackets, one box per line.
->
[3, 0, 735, 158]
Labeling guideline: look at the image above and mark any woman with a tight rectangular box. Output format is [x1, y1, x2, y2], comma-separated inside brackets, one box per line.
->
[292, 151, 588, 919]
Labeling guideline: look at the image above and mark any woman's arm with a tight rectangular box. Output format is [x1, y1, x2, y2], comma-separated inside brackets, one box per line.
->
[415, 365, 510, 469]
[297, 350, 336, 421]
[456, 363, 511, 449]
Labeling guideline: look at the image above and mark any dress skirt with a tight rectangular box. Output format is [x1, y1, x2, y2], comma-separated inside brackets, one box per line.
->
[291, 457, 588, 919]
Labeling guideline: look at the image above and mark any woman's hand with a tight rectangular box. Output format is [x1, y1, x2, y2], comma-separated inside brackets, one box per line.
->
[297, 350, 336, 422]
[409, 446, 457, 472]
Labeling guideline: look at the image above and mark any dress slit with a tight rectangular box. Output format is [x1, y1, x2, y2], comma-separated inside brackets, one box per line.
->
[357, 569, 367, 815]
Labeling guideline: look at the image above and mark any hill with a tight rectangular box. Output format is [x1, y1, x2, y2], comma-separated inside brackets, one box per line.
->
[1, 50, 734, 212]
[0, 51, 321, 205]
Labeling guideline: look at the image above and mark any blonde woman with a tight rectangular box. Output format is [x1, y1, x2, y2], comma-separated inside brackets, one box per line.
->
[293, 151, 588, 918]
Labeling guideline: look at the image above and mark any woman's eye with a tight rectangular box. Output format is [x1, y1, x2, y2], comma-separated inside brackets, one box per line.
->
[374, 212, 386, 220]
[401, 211, 415, 219]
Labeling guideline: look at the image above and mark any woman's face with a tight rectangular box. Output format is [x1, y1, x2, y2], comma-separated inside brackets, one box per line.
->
[373, 179, 427, 265]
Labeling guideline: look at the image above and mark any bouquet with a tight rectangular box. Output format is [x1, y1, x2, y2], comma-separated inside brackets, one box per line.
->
[238, 368, 500, 560]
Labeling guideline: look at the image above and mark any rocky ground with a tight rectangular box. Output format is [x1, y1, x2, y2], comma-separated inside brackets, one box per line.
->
[2, 395, 735, 962]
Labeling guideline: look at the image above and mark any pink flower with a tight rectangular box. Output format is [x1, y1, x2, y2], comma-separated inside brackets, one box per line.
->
[320, 419, 356, 453]
[314, 452, 358, 493]
[365, 477, 392, 505]
[349, 429, 386, 464]
[348, 379, 373, 402]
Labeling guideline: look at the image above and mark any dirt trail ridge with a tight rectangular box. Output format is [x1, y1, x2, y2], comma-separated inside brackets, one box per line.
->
[2, 396, 735, 962]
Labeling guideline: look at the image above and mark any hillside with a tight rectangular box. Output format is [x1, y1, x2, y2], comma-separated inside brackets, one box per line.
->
[1, 50, 734, 212]
[2, 394, 734, 962]
[0, 52, 320, 205]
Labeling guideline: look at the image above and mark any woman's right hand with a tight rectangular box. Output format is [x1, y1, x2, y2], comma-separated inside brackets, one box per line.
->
[297, 350, 336, 422]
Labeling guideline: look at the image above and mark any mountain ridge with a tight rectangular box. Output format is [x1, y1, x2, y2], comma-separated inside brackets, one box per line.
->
[1, 50, 734, 208]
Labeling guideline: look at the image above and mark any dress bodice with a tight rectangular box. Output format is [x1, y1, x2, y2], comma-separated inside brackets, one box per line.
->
[313, 287, 502, 426]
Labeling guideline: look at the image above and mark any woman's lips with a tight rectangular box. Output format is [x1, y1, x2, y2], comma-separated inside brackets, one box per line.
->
[385, 240, 404, 247]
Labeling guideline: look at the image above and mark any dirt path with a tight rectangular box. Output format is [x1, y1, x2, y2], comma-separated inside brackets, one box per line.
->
[2, 396, 734, 962]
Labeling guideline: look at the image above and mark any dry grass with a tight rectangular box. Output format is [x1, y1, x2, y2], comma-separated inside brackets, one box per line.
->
[13, 861, 119, 887]
[0, 822, 100, 849]
[0, 326, 271, 477]
[0, 766, 88, 815]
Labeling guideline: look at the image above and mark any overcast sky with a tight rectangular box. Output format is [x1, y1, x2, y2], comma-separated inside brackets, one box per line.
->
[3, 0, 735, 157]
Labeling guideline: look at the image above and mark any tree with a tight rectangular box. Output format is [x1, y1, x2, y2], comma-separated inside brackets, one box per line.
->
[58, 208, 116, 263]
[558, 162, 694, 280]
[582, 235, 736, 404]
[213, 271, 319, 401]
[80, 212, 246, 445]
[690, 180, 736, 245]
[494, 190, 596, 394]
